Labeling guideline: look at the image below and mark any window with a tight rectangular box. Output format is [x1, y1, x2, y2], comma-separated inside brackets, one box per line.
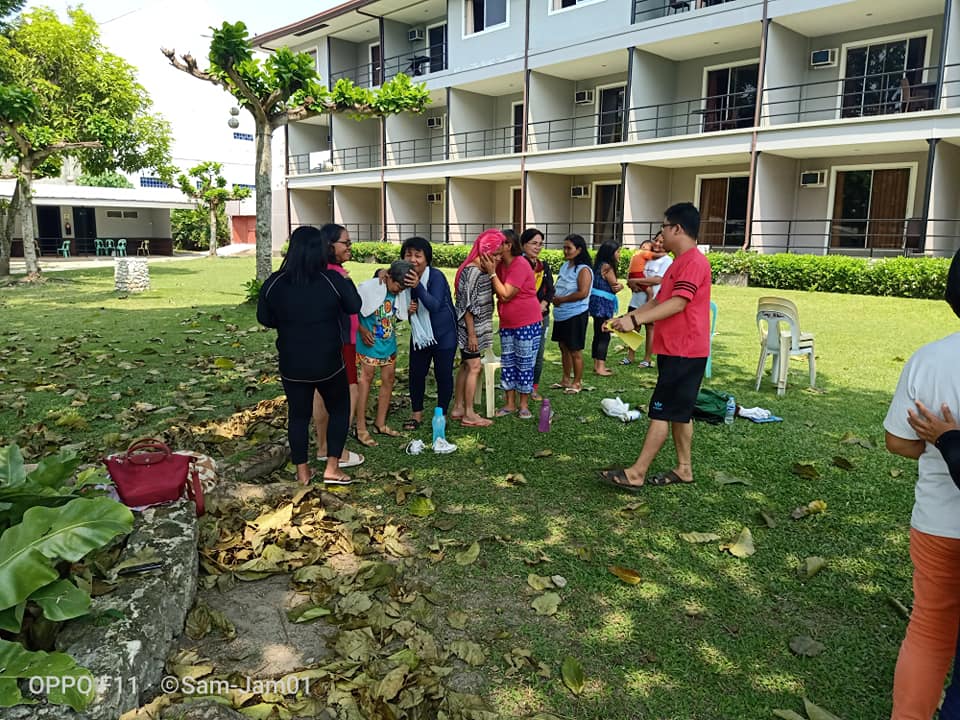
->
[551, 0, 600, 11]
[841, 35, 929, 118]
[233, 183, 255, 191]
[122, 211, 138, 219]
[139, 176, 170, 188]
[369, 43, 382, 87]
[593, 184, 622, 246]
[106, 211, 122, 218]
[597, 85, 625, 144]
[465, 0, 507, 35]
[703, 63, 758, 132]
[512, 103, 524, 153]
[831, 168, 911, 249]
[427, 24, 447, 72]
[233, 132, 254, 141]
[698, 176, 748, 246]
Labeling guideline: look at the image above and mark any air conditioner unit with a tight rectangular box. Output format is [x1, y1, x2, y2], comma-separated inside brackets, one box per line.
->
[799, 170, 827, 188]
[574, 90, 594, 105]
[408, 27, 425, 42]
[427, 115, 444, 129]
[427, 191, 444, 204]
[810, 48, 837, 68]
[570, 185, 591, 199]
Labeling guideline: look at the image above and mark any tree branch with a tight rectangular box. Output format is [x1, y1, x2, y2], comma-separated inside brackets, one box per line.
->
[222, 65, 269, 126]
[34, 140, 102, 162]
[161, 48, 230, 92]
[0, 119, 31, 157]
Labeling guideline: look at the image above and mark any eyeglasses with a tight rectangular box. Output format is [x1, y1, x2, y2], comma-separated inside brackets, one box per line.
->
[335, 240, 352, 247]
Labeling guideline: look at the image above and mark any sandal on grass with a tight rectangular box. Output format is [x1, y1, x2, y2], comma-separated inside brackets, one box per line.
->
[373, 424, 401, 438]
[495, 407, 515, 417]
[517, 408, 533, 419]
[648, 469, 694, 486]
[598, 468, 645, 493]
[563, 385, 582, 395]
[322, 474, 353, 485]
[549, 383, 568, 390]
[402, 418, 422, 431]
[353, 429, 378, 447]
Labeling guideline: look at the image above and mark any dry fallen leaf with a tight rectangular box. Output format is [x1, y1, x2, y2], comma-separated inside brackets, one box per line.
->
[608, 565, 642, 585]
[791, 500, 827, 520]
[680, 531, 721, 544]
[831, 456, 854, 471]
[527, 574, 553, 592]
[531, 592, 561, 616]
[798, 556, 827, 580]
[720, 527, 755, 558]
[533, 448, 553, 458]
[455, 541, 480, 566]
[791, 462, 821, 480]
[715, 470, 752, 486]
[803, 697, 843, 720]
[561, 655, 585, 696]
[789, 635, 825, 657]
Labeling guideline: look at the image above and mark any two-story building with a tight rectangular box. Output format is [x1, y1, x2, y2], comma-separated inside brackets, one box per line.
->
[255, 0, 960, 256]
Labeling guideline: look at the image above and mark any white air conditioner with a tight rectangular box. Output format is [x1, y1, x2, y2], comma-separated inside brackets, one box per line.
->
[570, 185, 591, 199]
[427, 191, 444, 204]
[799, 170, 827, 188]
[426, 115, 444, 129]
[408, 28, 425, 42]
[810, 48, 837, 68]
[574, 90, 594, 105]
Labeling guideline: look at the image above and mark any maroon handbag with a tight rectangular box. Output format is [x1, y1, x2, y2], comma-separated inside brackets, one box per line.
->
[104, 439, 204, 516]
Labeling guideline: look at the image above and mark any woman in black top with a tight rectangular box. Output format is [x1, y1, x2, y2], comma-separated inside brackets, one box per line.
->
[257, 226, 362, 485]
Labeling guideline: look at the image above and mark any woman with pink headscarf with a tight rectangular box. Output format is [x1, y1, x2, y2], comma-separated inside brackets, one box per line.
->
[450, 229, 502, 427]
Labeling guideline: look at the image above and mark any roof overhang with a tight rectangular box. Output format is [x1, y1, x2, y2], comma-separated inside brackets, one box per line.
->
[0, 181, 195, 210]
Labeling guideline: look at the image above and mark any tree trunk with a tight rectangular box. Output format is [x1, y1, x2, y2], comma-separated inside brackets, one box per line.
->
[18, 167, 40, 278]
[208, 205, 218, 256]
[254, 125, 274, 281]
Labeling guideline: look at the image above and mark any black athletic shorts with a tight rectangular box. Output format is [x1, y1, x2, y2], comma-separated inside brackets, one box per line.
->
[648, 355, 708, 423]
[551, 310, 589, 351]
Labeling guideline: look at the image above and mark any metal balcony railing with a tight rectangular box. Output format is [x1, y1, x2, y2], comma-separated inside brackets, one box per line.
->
[331, 145, 382, 171]
[747, 218, 939, 256]
[385, 137, 446, 165]
[288, 153, 335, 175]
[449, 126, 519, 159]
[527, 109, 627, 151]
[329, 41, 448, 88]
[632, 0, 753, 25]
[762, 65, 942, 126]
[628, 92, 755, 139]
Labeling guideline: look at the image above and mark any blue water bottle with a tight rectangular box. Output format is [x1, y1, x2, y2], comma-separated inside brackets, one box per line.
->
[432, 407, 446, 444]
[724, 395, 736, 426]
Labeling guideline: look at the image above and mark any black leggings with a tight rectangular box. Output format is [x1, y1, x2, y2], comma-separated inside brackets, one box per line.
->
[282, 373, 349, 464]
[409, 345, 456, 414]
[591, 316, 612, 361]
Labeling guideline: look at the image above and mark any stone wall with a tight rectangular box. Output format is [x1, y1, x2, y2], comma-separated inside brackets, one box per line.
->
[114, 258, 151, 293]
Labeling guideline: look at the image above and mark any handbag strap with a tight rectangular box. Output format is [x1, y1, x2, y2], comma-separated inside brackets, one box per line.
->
[125, 438, 173, 466]
[186, 465, 205, 516]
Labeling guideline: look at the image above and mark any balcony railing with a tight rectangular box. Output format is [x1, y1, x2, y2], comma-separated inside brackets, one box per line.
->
[628, 93, 755, 140]
[528, 109, 627, 151]
[747, 218, 937, 256]
[331, 144, 382, 171]
[329, 42, 448, 88]
[632, 0, 751, 25]
[288, 153, 334, 175]
[385, 137, 446, 165]
[762, 65, 942, 126]
[449, 126, 518, 159]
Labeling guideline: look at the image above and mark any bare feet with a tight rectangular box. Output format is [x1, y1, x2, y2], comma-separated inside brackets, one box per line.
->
[461, 413, 493, 427]
[594, 369, 613, 376]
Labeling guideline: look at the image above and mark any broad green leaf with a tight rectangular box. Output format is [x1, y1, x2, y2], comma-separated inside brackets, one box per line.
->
[287, 603, 331, 623]
[0, 497, 133, 611]
[237, 703, 291, 719]
[772, 711, 807, 720]
[26, 451, 83, 489]
[789, 635, 825, 657]
[798, 556, 827, 579]
[213, 357, 235, 369]
[608, 565, 642, 584]
[680, 532, 721, 544]
[803, 697, 843, 720]
[0, 603, 25, 633]
[720, 527, 755, 558]
[714, 471, 751, 485]
[455, 541, 480, 566]
[29, 579, 91, 622]
[408, 496, 436, 517]
[561, 655, 585, 695]
[0, 445, 26, 487]
[0, 638, 95, 710]
[531, 593, 561, 616]
[449, 640, 486, 666]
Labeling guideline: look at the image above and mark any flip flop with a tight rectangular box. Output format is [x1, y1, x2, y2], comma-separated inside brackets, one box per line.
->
[620, 358, 632, 365]
[322, 474, 353, 485]
[563, 386, 582, 395]
[339, 451, 365, 469]
[598, 468, 645, 492]
[648, 469, 693, 486]
[495, 407, 515, 417]
[517, 408, 533, 419]
[460, 417, 493, 427]
[353, 429, 379, 447]
[638, 360, 653, 368]
[372, 424, 401, 438]
[549, 383, 568, 390]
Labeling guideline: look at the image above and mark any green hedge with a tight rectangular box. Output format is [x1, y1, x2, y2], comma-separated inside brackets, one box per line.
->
[348, 242, 950, 300]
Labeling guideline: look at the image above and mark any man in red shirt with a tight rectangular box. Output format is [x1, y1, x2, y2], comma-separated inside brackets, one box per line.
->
[604, 202, 712, 489]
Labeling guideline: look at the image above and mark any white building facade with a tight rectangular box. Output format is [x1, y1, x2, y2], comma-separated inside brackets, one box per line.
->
[255, 0, 960, 257]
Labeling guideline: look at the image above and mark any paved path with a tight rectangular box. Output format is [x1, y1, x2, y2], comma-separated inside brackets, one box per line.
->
[8, 252, 210, 274]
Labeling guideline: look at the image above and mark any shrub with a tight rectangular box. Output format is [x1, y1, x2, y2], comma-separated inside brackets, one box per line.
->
[171, 207, 229, 251]
[349, 242, 951, 299]
[243, 278, 262, 304]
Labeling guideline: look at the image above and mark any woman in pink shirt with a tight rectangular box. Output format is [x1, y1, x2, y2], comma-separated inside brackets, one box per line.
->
[479, 229, 543, 419]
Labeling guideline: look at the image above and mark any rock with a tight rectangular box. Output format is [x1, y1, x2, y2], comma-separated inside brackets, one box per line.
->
[115, 258, 150, 293]
[222, 443, 289, 483]
[0, 501, 199, 720]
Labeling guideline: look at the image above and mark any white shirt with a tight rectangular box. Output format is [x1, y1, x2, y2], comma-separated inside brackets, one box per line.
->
[630, 254, 674, 308]
[884, 331, 960, 538]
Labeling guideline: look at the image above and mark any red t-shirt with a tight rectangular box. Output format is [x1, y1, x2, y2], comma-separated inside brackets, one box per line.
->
[496, 257, 543, 329]
[652, 247, 712, 358]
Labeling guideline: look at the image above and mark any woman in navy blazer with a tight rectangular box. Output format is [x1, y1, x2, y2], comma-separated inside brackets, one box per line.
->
[400, 237, 458, 430]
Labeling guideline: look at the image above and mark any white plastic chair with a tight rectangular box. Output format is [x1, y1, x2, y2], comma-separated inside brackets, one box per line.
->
[755, 296, 816, 397]
[473, 347, 501, 418]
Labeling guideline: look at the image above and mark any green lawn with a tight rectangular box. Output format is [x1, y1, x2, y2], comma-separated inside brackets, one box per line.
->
[0, 257, 953, 720]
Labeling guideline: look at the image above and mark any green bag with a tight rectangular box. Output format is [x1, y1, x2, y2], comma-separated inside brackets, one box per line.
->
[693, 388, 732, 424]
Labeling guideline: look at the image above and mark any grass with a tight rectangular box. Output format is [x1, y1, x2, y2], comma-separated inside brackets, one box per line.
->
[0, 257, 953, 720]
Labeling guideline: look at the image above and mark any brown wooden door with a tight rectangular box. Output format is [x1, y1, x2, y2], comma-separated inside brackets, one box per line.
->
[699, 178, 728, 246]
[512, 188, 522, 233]
[868, 169, 910, 248]
[231, 216, 256, 244]
[831, 168, 909, 249]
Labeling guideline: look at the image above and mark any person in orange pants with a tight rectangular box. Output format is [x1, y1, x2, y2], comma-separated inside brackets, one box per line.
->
[885, 248, 960, 719]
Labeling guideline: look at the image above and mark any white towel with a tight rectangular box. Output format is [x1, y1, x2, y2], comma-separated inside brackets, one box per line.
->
[359, 276, 409, 320]
[409, 267, 437, 350]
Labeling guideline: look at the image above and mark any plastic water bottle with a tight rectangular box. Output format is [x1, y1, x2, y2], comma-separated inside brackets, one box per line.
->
[539, 398, 552, 432]
[432, 407, 446, 444]
[724, 396, 736, 426]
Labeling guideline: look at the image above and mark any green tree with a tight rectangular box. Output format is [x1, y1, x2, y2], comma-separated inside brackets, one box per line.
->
[0, 7, 171, 278]
[171, 206, 229, 251]
[175, 161, 250, 255]
[163, 21, 429, 281]
[75, 171, 134, 189]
